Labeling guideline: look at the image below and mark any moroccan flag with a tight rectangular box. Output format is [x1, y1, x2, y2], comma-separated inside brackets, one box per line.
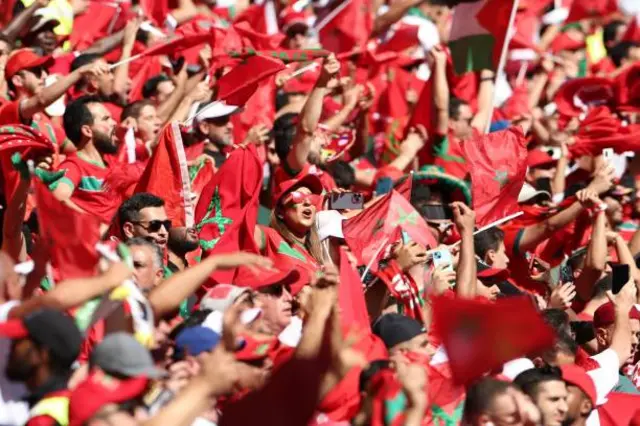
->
[233, 21, 284, 49]
[139, 32, 214, 59]
[70, 1, 132, 50]
[140, 0, 169, 28]
[216, 54, 286, 107]
[406, 77, 436, 166]
[570, 107, 640, 157]
[194, 145, 262, 290]
[128, 56, 163, 103]
[598, 392, 640, 426]
[34, 179, 101, 281]
[432, 295, 555, 385]
[463, 126, 528, 227]
[377, 23, 420, 53]
[343, 190, 436, 272]
[449, 0, 518, 74]
[230, 77, 278, 148]
[233, 1, 279, 36]
[134, 123, 195, 228]
[317, 0, 374, 54]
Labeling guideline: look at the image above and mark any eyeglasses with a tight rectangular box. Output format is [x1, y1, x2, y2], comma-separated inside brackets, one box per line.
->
[258, 284, 291, 297]
[132, 220, 172, 233]
[283, 191, 322, 208]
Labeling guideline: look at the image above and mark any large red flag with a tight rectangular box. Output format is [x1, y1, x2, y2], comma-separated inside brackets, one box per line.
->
[566, 0, 618, 23]
[34, 179, 101, 281]
[475, 0, 519, 71]
[598, 392, 640, 426]
[463, 126, 528, 227]
[194, 145, 262, 291]
[406, 77, 435, 166]
[134, 123, 194, 228]
[139, 32, 214, 60]
[71, 1, 132, 50]
[215, 54, 286, 107]
[570, 107, 640, 157]
[317, 0, 374, 54]
[140, 0, 169, 28]
[338, 247, 370, 331]
[432, 295, 555, 385]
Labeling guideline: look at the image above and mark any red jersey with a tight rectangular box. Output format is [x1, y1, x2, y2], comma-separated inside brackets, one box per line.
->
[0, 100, 68, 150]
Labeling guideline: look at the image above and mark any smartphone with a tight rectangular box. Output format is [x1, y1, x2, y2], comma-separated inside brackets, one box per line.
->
[560, 264, 574, 284]
[422, 204, 454, 221]
[603, 148, 614, 162]
[401, 230, 411, 244]
[547, 265, 562, 287]
[329, 192, 364, 210]
[432, 249, 454, 272]
[611, 264, 630, 295]
[375, 177, 393, 196]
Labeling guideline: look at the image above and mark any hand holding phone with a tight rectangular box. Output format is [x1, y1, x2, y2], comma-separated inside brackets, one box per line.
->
[611, 264, 630, 295]
[329, 192, 364, 210]
[432, 249, 454, 272]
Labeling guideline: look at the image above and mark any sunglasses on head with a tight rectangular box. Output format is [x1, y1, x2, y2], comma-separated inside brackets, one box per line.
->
[283, 191, 322, 208]
[133, 219, 172, 233]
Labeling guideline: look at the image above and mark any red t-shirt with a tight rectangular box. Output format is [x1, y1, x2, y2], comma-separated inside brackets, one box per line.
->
[51, 153, 113, 222]
[0, 100, 68, 149]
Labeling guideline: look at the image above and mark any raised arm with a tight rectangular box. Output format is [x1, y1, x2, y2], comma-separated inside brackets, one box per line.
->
[471, 69, 495, 134]
[452, 202, 476, 299]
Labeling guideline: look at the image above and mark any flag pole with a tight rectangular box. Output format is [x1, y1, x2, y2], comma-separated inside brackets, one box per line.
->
[360, 237, 389, 281]
[314, 0, 352, 32]
[288, 62, 319, 79]
[449, 211, 523, 248]
[484, 0, 521, 134]
[108, 52, 144, 70]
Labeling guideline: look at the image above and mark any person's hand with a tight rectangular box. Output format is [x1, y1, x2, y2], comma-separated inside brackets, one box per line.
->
[400, 127, 426, 156]
[317, 54, 340, 88]
[198, 45, 212, 70]
[211, 252, 273, 272]
[451, 202, 475, 235]
[123, 17, 142, 46]
[396, 360, 427, 405]
[607, 277, 638, 313]
[77, 60, 110, 77]
[35, 155, 53, 171]
[393, 241, 428, 271]
[428, 45, 447, 66]
[275, 71, 290, 88]
[476, 283, 500, 301]
[539, 56, 554, 74]
[508, 387, 542, 425]
[429, 264, 456, 295]
[343, 84, 363, 108]
[586, 164, 615, 195]
[548, 282, 576, 310]
[165, 360, 199, 393]
[121, 116, 138, 131]
[243, 124, 270, 146]
[312, 264, 340, 289]
[575, 188, 602, 208]
[189, 81, 212, 103]
[606, 231, 621, 245]
[35, 0, 50, 8]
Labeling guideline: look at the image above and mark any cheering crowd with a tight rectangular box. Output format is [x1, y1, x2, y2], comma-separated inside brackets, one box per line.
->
[2, 0, 640, 424]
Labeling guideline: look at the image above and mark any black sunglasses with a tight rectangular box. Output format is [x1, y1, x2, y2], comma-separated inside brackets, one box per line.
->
[132, 220, 172, 233]
[258, 284, 291, 297]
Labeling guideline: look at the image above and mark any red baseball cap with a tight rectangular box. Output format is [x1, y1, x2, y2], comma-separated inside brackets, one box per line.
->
[527, 149, 556, 169]
[235, 333, 278, 361]
[234, 264, 303, 292]
[273, 173, 324, 209]
[69, 370, 148, 426]
[593, 302, 640, 329]
[281, 10, 308, 33]
[560, 364, 597, 407]
[5, 49, 54, 80]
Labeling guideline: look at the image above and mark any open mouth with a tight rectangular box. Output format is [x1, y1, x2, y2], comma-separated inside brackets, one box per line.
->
[301, 207, 313, 220]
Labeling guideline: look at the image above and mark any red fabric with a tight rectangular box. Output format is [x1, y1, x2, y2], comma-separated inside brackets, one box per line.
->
[318, 0, 374, 54]
[216, 54, 286, 107]
[338, 247, 370, 331]
[140, 0, 169, 27]
[34, 179, 101, 281]
[128, 56, 163, 103]
[598, 392, 640, 426]
[476, 0, 519, 70]
[554, 77, 615, 118]
[623, 16, 640, 43]
[233, 4, 272, 35]
[231, 77, 277, 146]
[273, 163, 337, 194]
[463, 127, 528, 227]
[432, 295, 555, 385]
[570, 107, 640, 157]
[566, 0, 618, 23]
[233, 21, 284, 50]
[134, 124, 191, 227]
[377, 23, 420, 53]
[141, 33, 214, 59]
[194, 145, 262, 292]
[70, 1, 132, 50]
[406, 77, 435, 166]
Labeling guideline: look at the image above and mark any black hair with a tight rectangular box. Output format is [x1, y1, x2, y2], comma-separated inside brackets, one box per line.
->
[328, 160, 355, 189]
[117, 193, 165, 237]
[474, 227, 505, 260]
[70, 53, 102, 90]
[541, 331, 578, 365]
[513, 365, 564, 399]
[603, 20, 626, 48]
[592, 275, 613, 299]
[273, 113, 298, 163]
[121, 99, 154, 122]
[449, 96, 467, 121]
[609, 41, 639, 67]
[542, 308, 571, 336]
[63, 95, 102, 146]
[275, 90, 292, 111]
[358, 359, 391, 392]
[463, 378, 514, 421]
[142, 74, 171, 99]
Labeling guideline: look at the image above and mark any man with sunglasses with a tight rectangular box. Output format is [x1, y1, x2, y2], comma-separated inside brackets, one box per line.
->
[118, 193, 171, 251]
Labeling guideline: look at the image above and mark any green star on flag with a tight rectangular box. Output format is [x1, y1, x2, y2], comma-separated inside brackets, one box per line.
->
[494, 170, 508, 188]
[392, 206, 419, 227]
[196, 187, 233, 250]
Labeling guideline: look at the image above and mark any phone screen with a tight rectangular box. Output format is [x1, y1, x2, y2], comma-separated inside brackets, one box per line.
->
[375, 178, 393, 196]
[329, 192, 364, 210]
[612, 264, 630, 295]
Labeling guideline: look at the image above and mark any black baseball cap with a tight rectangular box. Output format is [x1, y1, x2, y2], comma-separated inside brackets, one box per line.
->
[0, 309, 82, 368]
[372, 313, 425, 349]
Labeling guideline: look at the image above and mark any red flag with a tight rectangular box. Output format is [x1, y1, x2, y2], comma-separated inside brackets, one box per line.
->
[139, 32, 214, 59]
[233, 21, 284, 50]
[338, 247, 369, 331]
[233, 3, 279, 36]
[216, 54, 285, 107]
[34, 179, 101, 281]
[140, 0, 169, 28]
[463, 127, 528, 227]
[134, 123, 194, 228]
[623, 15, 640, 43]
[377, 23, 420, 53]
[406, 77, 435, 166]
[194, 145, 262, 290]
[70, 1, 132, 50]
[128, 56, 163, 103]
[475, 0, 519, 70]
[565, 0, 617, 23]
[432, 295, 555, 385]
[598, 392, 640, 426]
[570, 107, 640, 157]
[317, 0, 374, 54]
